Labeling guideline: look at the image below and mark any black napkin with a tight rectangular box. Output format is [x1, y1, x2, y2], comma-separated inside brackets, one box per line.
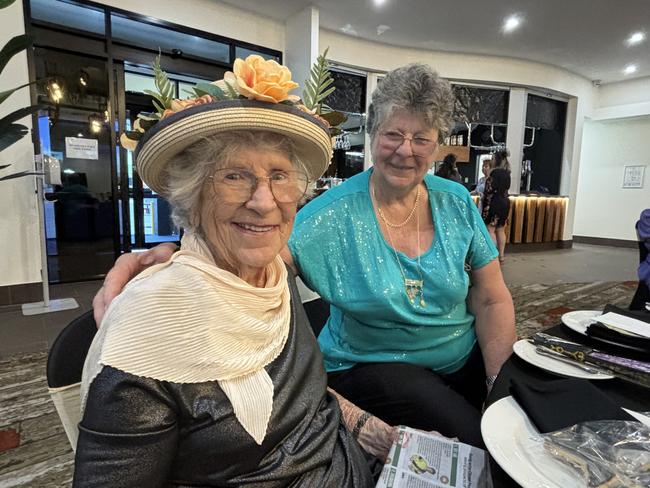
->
[509, 378, 635, 433]
[586, 305, 650, 353]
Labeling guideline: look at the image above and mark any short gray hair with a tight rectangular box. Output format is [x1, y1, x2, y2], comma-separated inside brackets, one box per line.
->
[162, 130, 307, 232]
[366, 63, 454, 143]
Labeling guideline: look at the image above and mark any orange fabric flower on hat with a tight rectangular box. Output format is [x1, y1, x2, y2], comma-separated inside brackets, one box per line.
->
[227, 55, 299, 103]
[161, 94, 214, 119]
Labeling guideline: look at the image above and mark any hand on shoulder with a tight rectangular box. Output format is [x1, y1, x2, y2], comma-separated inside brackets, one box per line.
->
[93, 243, 178, 326]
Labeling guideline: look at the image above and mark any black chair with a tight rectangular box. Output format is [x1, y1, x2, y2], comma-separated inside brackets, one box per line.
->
[303, 298, 330, 338]
[630, 226, 650, 312]
[47, 310, 97, 448]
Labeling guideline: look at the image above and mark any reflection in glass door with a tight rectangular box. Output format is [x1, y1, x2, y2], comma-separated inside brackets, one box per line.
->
[35, 48, 117, 282]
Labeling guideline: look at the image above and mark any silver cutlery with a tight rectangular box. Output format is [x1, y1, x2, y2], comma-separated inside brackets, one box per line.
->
[533, 346, 612, 375]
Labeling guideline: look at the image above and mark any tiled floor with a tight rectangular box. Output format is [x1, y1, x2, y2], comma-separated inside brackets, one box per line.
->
[0, 281, 99, 359]
[0, 243, 641, 359]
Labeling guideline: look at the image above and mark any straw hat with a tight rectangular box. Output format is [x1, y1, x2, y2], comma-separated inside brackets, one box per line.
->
[134, 99, 333, 197]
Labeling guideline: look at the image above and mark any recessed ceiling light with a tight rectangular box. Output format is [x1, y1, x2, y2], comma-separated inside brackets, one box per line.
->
[623, 64, 638, 75]
[377, 24, 390, 36]
[503, 15, 522, 33]
[627, 32, 646, 46]
[373, 0, 387, 6]
[341, 24, 358, 36]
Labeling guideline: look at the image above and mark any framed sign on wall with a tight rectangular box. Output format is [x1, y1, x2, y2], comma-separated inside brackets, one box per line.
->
[622, 165, 646, 188]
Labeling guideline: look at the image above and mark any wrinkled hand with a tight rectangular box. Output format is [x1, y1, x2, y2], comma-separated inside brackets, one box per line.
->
[92, 243, 177, 326]
[357, 416, 399, 462]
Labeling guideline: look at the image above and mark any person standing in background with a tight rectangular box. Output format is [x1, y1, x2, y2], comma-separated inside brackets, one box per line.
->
[481, 149, 511, 263]
[435, 153, 463, 183]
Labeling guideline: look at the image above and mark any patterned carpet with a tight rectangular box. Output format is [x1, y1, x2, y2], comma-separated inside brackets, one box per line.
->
[0, 281, 638, 487]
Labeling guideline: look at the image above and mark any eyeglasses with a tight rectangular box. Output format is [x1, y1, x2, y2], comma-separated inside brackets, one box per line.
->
[209, 168, 309, 204]
[379, 131, 438, 157]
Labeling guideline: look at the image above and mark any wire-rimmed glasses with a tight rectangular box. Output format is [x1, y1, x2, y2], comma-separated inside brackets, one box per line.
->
[378, 130, 438, 158]
[209, 168, 310, 204]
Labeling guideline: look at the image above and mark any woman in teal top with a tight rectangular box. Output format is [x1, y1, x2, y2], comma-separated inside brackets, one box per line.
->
[94, 62, 516, 449]
[289, 169, 496, 375]
[285, 63, 515, 447]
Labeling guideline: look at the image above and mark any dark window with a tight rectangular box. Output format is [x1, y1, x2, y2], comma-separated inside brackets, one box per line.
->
[235, 46, 280, 62]
[30, 0, 105, 35]
[523, 95, 567, 195]
[110, 14, 230, 64]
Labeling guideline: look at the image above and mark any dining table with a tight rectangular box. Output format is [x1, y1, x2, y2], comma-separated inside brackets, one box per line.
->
[484, 322, 650, 488]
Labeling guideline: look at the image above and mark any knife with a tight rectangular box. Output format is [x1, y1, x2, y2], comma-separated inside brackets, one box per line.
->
[533, 345, 612, 375]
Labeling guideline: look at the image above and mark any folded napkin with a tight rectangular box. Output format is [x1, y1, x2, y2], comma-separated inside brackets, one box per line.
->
[509, 378, 636, 433]
[601, 304, 650, 326]
[587, 305, 650, 353]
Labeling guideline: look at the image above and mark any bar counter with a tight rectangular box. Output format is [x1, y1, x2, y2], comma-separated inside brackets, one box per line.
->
[472, 194, 569, 246]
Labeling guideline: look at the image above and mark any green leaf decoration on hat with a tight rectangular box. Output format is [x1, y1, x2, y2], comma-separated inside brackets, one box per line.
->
[143, 54, 174, 117]
[303, 48, 336, 114]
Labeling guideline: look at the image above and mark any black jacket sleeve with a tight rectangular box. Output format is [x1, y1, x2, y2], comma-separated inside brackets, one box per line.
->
[73, 366, 179, 487]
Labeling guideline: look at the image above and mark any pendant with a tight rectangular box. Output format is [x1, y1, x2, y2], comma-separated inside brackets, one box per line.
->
[404, 278, 424, 305]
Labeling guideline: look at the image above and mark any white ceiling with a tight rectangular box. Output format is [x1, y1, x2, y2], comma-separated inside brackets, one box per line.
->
[220, 0, 650, 84]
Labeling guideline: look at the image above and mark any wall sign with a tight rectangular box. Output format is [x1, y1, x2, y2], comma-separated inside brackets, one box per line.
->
[622, 165, 646, 189]
[65, 137, 98, 160]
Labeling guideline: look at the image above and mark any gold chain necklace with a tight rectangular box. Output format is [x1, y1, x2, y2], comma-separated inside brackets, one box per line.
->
[375, 185, 421, 228]
[372, 184, 426, 307]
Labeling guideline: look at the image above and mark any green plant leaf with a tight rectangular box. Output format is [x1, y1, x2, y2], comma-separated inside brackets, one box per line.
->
[0, 0, 17, 10]
[0, 34, 34, 76]
[143, 89, 169, 109]
[151, 99, 165, 115]
[223, 81, 239, 99]
[0, 124, 29, 151]
[0, 170, 43, 182]
[302, 48, 336, 113]
[0, 104, 44, 133]
[151, 54, 174, 115]
[0, 81, 37, 106]
[193, 82, 224, 100]
[136, 112, 160, 121]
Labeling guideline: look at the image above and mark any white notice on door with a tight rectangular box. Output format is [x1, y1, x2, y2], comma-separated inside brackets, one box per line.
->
[65, 137, 98, 160]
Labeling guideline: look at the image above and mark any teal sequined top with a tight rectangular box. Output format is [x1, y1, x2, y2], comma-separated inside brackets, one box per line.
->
[288, 169, 498, 374]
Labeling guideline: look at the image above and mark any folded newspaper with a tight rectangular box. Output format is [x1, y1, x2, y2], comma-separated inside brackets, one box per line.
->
[376, 427, 490, 488]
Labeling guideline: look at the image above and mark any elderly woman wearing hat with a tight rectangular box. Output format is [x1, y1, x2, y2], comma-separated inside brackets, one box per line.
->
[72, 57, 381, 487]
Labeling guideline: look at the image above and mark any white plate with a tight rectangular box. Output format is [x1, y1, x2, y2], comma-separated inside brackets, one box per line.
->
[561, 310, 601, 335]
[513, 339, 614, 380]
[481, 396, 650, 488]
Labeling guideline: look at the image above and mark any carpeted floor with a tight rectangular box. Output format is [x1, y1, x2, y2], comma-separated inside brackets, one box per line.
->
[0, 281, 637, 487]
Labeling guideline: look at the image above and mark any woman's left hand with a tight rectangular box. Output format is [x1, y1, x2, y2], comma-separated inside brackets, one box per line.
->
[357, 416, 399, 462]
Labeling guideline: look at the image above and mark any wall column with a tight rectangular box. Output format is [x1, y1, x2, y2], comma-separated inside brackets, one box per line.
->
[284, 6, 319, 100]
[505, 87, 526, 193]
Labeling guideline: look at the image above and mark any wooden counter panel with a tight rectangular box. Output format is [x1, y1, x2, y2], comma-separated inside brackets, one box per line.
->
[534, 199, 547, 243]
[470, 194, 567, 244]
[511, 197, 526, 244]
[524, 197, 537, 243]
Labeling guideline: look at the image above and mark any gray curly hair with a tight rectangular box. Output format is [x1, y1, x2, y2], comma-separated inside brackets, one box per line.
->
[162, 130, 309, 232]
[366, 63, 454, 143]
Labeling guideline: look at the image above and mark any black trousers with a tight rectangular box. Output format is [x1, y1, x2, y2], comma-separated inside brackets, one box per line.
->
[328, 345, 487, 448]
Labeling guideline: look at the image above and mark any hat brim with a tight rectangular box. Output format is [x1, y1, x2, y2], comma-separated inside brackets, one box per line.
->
[134, 99, 333, 196]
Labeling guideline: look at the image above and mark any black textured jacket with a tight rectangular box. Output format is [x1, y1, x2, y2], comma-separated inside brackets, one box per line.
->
[73, 274, 375, 487]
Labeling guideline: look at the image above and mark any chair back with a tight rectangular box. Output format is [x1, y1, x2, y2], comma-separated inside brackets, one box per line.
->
[46, 310, 97, 449]
[630, 224, 650, 311]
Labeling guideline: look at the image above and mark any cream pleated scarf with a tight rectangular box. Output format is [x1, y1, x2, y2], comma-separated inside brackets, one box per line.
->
[80, 233, 290, 444]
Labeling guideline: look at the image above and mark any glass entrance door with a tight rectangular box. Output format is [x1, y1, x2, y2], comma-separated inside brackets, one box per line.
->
[35, 48, 118, 282]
